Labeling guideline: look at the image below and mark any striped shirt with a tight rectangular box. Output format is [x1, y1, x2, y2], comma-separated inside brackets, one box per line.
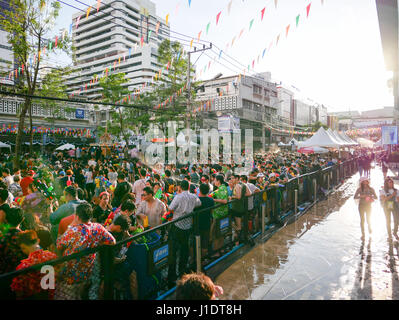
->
[169, 191, 201, 230]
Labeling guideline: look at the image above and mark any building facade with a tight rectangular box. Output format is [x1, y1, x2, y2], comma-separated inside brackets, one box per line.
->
[194, 73, 280, 151]
[66, 0, 170, 100]
[0, 0, 14, 86]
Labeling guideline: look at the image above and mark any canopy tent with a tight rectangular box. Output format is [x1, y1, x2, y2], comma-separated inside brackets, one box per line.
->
[341, 132, 358, 145]
[288, 138, 300, 146]
[374, 139, 382, 147]
[357, 138, 375, 148]
[55, 143, 75, 151]
[278, 142, 288, 147]
[337, 131, 357, 146]
[327, 129, 351, 146]
[298, 127, 343, 148]
[297, 146, 329, 154]
[0, 142, 11, 150]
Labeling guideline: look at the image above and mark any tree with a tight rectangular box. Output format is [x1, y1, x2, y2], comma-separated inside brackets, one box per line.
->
[98, 73, 131, 148]
[0, 0, 71, 168]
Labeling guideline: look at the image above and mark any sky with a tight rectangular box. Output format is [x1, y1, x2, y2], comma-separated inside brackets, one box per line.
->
[52, 0, 393, 113]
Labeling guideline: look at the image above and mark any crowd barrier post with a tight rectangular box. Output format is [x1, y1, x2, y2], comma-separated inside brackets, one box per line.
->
[193, 212, 202, 273]
[313, 179, 317, 204]
[327, 172, 330, 191]
[100, 245, 115, 300]
[294, 189, 298, 215]
[261, 202, 266, 236]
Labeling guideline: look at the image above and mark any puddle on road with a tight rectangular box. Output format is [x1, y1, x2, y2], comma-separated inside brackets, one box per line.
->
[215, 169, 399, 300]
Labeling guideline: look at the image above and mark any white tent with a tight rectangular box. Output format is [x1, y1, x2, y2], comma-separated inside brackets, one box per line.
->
[337, 131, 357, 146]
[374, 139, 382, 147]
[0, 142, 11, 150]
[278, 142, 287, 147]
[299, 127, 343, 148]
[288, 138, 299, 146]
[55, 143, 75, 151]
[341, 132, 358, 145]
[357, 138, 374, 148]
[327, 129, 351, 146]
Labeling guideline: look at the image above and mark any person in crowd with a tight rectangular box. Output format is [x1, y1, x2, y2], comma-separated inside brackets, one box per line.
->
[113, 172, 133, 208]
[195, 183, 215, 259]
[136, 186, 166, 229]
[9, 175, 23, 198]
[379, 177, 399, 239]
[175, 272, 223, 300]
[49, 186, 83, 242]
[132, 169, 147, 206]
[92, 191, 112, 224]
[55, 202, 116, 300]
[10, 230, 57, 300]
[163, 170, 176, 195]
[2, 168, 13, 188]
[20, 170, 35, 197]
[84, 166, 95, 202]
[167, 180, 201, 286]
[354, 177, 378, 240]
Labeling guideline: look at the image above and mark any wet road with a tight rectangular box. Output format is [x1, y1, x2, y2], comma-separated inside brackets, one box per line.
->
[215, 167, 399, 300]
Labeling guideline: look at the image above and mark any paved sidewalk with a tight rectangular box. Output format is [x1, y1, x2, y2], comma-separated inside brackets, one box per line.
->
[215, 167, 399, 300]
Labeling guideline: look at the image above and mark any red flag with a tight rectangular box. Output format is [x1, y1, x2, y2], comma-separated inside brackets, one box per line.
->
[261, 8, 265, 21]
[306, 3, 312, 18]
[216, 12, 221, 25]
[55, 36, 58, 47]
[286, 24, 290, 37]
[97, 0, 101, 12]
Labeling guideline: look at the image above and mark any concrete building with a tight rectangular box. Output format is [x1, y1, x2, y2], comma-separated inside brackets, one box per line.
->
[66, 0, 170, 100]
[0, 0, 14, 86]
[195, 73, 280, 151]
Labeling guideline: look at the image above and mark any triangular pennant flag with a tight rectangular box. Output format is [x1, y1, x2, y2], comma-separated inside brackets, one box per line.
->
[198, 31, 202, 41]
[261, 7, 265, 21]
[228, 0, 232, 14]
[118, 57, 121, 65]
[190, 39, 193, 49]
[262, 49, 266, 58]
[216, 11, 221, 25]
[76, 15, 81, 29]
[252, 60, 255, 69]
[296, 14, 300, 27]
[274, 0, 278, 9]
[239, 28, 244, 39]
[86, 6, 91, 19]
[306, 3, 312, 18]
[276, 34, 280, 45]
[231, 36, 236, 46]
[156, 22, 160, 34]
[166, 14, 169, 26]
[286, 24, 290, 37]
[140, 36, 144, 47]
[97, 0, 101, 11]
[188, 0, 191, 7]
[219, 49, 223, 59]
[148, 30, 152, 39]
[206, 22, 210, 35]
[249, 19, 254, 31]
[55, 36, 58, 47]
[69, 23, 72, 34]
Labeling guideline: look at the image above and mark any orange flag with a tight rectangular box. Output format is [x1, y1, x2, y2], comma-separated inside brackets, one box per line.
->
[286, 24, 290, 37]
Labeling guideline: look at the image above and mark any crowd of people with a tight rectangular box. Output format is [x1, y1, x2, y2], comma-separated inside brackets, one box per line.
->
[0, 144, 357, 300]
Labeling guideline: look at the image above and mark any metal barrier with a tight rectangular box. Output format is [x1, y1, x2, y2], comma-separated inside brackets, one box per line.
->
[0, 157, 360, 300]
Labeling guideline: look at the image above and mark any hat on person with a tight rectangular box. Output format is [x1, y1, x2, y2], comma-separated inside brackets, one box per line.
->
[359, 177, 369, 184]
[269, 173, 277, 179]
[59, 171, 66, 176]
[257, 173, 265, 178]
[27, 170, 35, 176]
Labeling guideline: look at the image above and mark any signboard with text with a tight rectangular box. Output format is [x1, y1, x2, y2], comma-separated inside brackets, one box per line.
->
[382, 126, 398, 145]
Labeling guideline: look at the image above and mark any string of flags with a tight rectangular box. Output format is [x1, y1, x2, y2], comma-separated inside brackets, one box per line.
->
[0, 124, 93, 138]
[265, 123, 315, 136]
[346, 127, 381, 137]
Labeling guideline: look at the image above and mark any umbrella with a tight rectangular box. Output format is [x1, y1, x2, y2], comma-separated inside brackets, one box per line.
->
[55, 143, 75, 151]
[0, 142, 11, 150]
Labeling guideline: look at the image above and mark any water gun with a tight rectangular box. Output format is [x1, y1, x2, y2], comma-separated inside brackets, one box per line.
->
[33, 179, 56, 202]
[154, 188, 163, 200]
[100, 177, 113, 188]
[161, 210, 174, 223]
[14, 196, 25, 207]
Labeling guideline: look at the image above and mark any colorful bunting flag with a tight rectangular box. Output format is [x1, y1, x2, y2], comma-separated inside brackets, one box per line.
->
[86, 6, 91, 19]
[76, 15, 81, 29]
[296, 14, 300, 27]
[239, 28, 244, 39]
[166, 14, 169, 26]
[206, 22, 211, 35]
[188, 0, 191, 7]
[216, 11, 221, 25]
[286, 24, 290, 37]
[156, 22, 160, 34]
[190, 39, 194, 49]
[219, 50, 223, 59]
[274, 0, 278, 9]
[262, 48, 266, 58]
[261, 7, 265, 21]
[97, 0, 101, 12]
[198, 31, 202, 41]
[228, 0, 232, 14]
[306, 3, 312, 18]
[249, 19, 254, 31]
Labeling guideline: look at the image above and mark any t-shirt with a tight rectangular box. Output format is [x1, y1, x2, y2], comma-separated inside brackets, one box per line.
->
[132, 179, 146, 205]
[93, 205, 112, 224]
[196, 196, 215, 231]
[136, 199, 166, 228]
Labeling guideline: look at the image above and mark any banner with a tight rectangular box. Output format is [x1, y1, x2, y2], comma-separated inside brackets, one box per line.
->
[382, 126, 398, 145]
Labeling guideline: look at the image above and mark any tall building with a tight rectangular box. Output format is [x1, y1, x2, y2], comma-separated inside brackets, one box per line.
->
[195, 73, 280, 151]
[66, 0, 170, 100]
[0, 0, 14, 86]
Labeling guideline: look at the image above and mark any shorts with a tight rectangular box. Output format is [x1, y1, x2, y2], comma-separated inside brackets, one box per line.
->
[231, 210, 244, 218]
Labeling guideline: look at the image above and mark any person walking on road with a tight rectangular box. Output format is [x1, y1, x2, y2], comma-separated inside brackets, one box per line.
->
[379, 177, 399, 239]
[354, 177, 377, 240]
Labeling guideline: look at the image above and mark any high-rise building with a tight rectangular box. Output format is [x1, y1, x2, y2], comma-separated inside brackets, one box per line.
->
[66, 0, 170, 100]
[0, 0, 14, 86]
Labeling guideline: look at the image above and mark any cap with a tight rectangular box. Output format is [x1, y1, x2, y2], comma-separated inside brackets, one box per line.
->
[27, 170, 35, 176]
[359, 177, 369, 183]
[257, 173, 265, 178]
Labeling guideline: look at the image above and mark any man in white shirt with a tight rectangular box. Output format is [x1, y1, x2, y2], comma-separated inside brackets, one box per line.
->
[132, 169, 147, 205]
[88, 158, 97, 168]
[167, 180, 201, 286]
[1, 169, 13, 188]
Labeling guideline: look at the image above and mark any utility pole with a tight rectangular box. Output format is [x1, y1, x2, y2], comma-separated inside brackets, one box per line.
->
[186, 43, 213, 130]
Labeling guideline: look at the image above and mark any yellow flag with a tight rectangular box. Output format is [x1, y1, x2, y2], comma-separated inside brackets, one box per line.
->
[166, 14, 169, 26]
[86, 6, 91, 19]
[190, 39, 193, 49]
